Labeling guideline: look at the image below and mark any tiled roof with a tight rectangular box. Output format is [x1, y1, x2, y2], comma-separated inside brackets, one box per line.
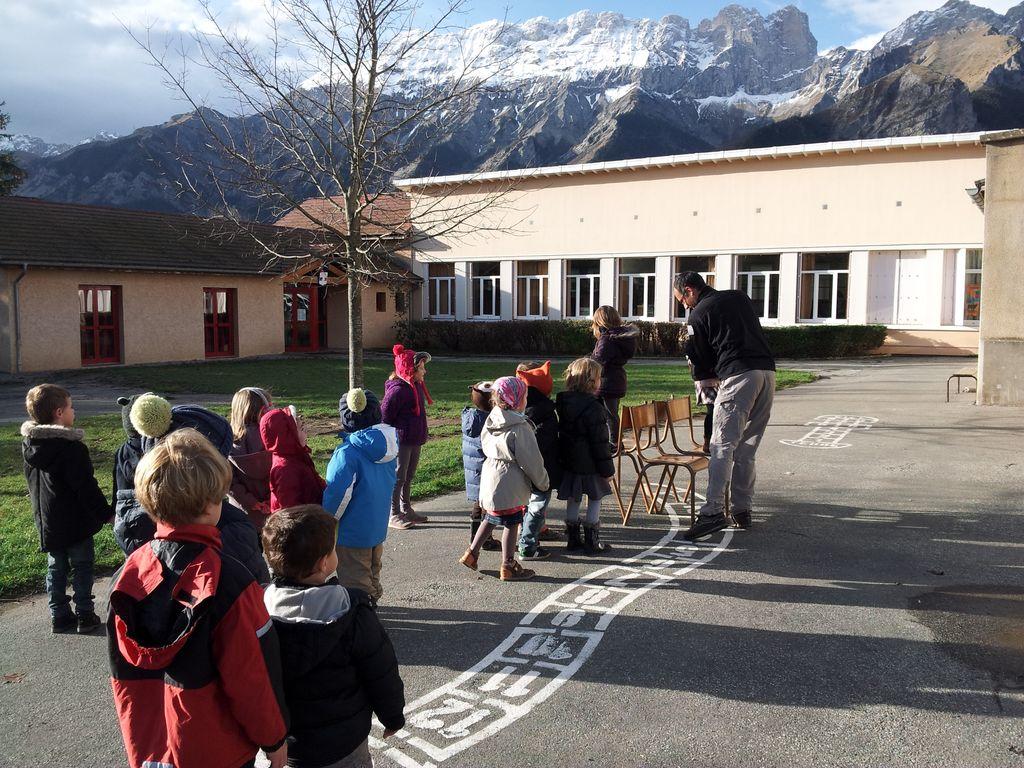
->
[0, 197, 317, 275]
[275, 193, 411, 237]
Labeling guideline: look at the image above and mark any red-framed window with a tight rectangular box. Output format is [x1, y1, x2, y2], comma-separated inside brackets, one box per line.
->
[204, 288, 237, 358]
[79, 285, 122, 365]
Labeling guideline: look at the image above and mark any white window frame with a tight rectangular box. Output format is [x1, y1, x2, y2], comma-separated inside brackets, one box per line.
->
[565, 265, 601, 319]
[515, 267, 548, 319]
[617, 259, 657, 320]
[672, 270, 716, 321]
[798, 254, 850, 324]
[737, 268, 781, 323]
[471, 266, 501, 319]
[428, 275, 456, 319]
[962, 248, 982, 327]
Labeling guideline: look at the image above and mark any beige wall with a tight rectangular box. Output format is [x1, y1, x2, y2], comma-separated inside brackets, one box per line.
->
[13, 268, 284, 373]
[881, 329, 978, 356]
[322, 283, 401, 352]
[978, 133, 1024, 405]
[412, 145, 986, 259]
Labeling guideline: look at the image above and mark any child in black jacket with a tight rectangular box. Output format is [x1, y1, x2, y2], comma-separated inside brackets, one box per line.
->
[555, 358, 615, 555]
[263, 505, 406, 768]
[515, 361, 561, 559]
[22, 384, 112, 634]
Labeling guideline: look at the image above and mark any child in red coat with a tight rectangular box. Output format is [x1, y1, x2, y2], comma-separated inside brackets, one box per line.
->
[260, 405, 325, 512]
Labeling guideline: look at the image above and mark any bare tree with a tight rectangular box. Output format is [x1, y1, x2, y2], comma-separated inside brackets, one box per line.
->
[0, 104, 27, 196]
[131, 0, 527, 387]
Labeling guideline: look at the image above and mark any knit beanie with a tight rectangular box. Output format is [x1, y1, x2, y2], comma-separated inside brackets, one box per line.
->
[516, 361, 553, 397]
[494, 376, 527, 411]
[116, 394, 143, 439]
[129, 393, 173, 439]
[338, 388, 382, 433]
[392, 344, 417, 382]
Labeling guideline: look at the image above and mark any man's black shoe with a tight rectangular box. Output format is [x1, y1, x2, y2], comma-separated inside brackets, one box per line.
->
[52, 614, 77, 634]
[76, 611, 102, 634]
[683, 515, 730, 541]
[731, 510, 752, 529]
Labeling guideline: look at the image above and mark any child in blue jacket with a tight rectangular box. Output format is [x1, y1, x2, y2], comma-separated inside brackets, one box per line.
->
[462, 382, 499, 551]
[322, 388, 399, 604]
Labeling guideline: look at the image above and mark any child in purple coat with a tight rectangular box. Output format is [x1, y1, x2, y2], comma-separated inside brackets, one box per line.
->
[381, 344, 433, 529]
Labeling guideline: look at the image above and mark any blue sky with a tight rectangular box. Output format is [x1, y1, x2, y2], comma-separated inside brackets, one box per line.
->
[0, 0, 1018, 143]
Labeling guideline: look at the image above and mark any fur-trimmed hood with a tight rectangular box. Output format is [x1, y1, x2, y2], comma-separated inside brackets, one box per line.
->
[20, 421, 84, 442]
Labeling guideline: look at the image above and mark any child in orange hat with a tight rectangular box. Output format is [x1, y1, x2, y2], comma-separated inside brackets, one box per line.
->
[515, 361, 562, 559]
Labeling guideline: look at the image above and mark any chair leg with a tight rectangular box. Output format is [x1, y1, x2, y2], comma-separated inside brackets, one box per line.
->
[612, 476, 627, 525]
[688, 469, 697, 525]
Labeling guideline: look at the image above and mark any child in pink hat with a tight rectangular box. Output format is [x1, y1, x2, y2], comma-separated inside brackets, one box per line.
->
[381, 345, 433, 528]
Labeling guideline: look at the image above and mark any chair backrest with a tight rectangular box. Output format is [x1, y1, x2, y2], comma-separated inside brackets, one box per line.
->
[625, 403, 659, 450]
[662, 395, 701, 451]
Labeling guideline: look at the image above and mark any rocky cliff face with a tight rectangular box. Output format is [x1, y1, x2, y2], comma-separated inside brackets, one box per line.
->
[13, 0, 1024, 220]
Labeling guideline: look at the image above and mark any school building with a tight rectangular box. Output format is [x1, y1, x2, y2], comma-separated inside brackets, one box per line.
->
[397, 133, 988, 356]
[0, 196, 415, 373]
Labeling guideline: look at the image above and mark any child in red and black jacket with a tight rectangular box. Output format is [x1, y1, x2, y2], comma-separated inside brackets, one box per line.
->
[261, 405, 326, 512]
[108, 429, 290, 768]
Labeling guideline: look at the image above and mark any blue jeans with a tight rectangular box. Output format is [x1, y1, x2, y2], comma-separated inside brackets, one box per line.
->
[46, 537, 95, 618]
[518, 490, 550, 555]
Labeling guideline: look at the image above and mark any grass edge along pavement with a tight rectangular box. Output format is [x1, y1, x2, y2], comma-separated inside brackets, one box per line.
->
[0, 358, 814, 598]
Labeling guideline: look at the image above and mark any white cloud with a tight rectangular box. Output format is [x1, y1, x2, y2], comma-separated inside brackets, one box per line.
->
[847, 31, 886, 50]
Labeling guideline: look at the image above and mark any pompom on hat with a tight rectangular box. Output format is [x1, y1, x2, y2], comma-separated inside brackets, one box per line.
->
[493, 376, 528, 412]
[129, 393, 173, 439]
[338, 388, 382, 433]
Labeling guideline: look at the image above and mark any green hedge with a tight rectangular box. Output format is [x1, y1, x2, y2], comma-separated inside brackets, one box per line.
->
[401, 320, 888, 359]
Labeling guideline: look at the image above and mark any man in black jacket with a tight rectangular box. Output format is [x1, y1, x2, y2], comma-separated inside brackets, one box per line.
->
[674, 272, 776, 540]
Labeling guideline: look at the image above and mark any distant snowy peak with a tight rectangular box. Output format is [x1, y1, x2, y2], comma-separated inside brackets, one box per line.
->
[0, 131, 119, 157]
[875, 0, 1004, 54]
[389, 4, 816, 87]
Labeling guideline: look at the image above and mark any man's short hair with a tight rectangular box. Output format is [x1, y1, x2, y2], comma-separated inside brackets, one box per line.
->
[673, 271, 708, 294]
[25, 384, 71, 424]
[135, 428, 232, 525]
[262, 505, 337, 580]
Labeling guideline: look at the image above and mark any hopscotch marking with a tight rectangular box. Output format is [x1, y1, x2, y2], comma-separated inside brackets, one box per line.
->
[780, 414, 878, 449]
[370, 498, 733, 768]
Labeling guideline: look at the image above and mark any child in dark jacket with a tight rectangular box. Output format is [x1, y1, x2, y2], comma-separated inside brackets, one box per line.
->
[263, 505, 406, 768]
[590, 305, 638, 444]
[229, 387, 273, 529]
[382, 345, 433, 529]
[684, 336, 717, 453]
[515, 362, 562, 559]
[109, 429, 289, 768]
[22, 384, 112, 634]
[461, 382, 499, 551]
[261, 406, 326, 513]
[556, 358, 615, 555]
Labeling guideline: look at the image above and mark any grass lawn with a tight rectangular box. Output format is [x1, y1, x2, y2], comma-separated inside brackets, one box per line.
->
[0, 357, 814, 597]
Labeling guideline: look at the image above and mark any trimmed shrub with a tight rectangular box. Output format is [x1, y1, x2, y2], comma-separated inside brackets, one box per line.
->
[401, 320, 887, 359]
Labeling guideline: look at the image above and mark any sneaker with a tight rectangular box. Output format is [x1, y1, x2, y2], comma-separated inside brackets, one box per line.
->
[405, 510, 429, 524]
[459, 549, 478, 571]
[682, 515, 730, 542]
[76, 611, 102, 635]
[481, 538, 502, 551]
[500, 561, 535, 581]
[518, 547, 550, 560]
[731, 509, 752, 529]
[388, 514, 415, 530]
[52, 614, 77, 634]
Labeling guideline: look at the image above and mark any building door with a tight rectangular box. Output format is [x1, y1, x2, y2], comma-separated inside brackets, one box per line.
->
[79, 285, 122, 365]
[284, 285, 320, 351]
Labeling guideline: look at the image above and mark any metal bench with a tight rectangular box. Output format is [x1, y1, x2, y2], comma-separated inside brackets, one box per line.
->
[946, 367, 977, 402]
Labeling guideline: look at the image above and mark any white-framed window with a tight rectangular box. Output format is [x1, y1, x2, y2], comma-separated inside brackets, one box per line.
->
[471, 261, 501, 318]
[515, 261, 548, 319]
[672, 255, 716, 320]
[565, 259, 601, 318]
[617, 257, 656, 319]
[799, 253, 849, 322]
[964, 248, 982, 326]
[427, 263, 456, 318]
[737, 254, 780, 322]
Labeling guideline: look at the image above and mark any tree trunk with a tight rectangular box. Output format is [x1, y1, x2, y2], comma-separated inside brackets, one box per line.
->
[348, 275, 363, 389]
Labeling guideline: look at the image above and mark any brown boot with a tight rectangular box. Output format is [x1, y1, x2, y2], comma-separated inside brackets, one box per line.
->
[500, 560, 535, 581]
[459, 549, 478, 571]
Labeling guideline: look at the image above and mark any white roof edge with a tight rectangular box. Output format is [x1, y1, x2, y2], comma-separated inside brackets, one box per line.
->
[394, 132, 986, 189]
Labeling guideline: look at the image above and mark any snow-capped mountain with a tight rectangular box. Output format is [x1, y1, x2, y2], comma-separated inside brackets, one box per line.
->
[1, 131, 120, 158]
[12, 0, 1024, 220]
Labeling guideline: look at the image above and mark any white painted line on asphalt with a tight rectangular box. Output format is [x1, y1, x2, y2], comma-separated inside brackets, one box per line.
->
[780, 414, 877, 449]
[371, 500, 734, 767]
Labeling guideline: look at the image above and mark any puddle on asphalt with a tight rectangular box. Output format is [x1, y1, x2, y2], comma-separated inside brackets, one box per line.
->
[910, 585, 1024, 698]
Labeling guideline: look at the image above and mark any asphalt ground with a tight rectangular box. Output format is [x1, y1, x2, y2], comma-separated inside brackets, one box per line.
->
[3, 358, 1024, 767]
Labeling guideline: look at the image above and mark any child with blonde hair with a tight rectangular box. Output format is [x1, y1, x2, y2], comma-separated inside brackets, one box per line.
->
[228, 387, 273, 528]
[459, 377, 549, 581]
[556, 358, 615, 555]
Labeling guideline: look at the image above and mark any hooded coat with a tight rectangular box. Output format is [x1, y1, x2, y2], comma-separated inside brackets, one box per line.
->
[592, 325, 639, 399]
[381, 377, 429, 446]
[478, 408, 549, 513]
[260, 408, 326, 512]
[461, 407, 488, 502]
[322, 424, 400, 549]
[22, 422, 112, 552]
[555, 391, 615, 478]
[229, 422, 272, 527]
[263, 580, 405, 768]
[523, 387, 562, 490]
[108, 523, 288, 768]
